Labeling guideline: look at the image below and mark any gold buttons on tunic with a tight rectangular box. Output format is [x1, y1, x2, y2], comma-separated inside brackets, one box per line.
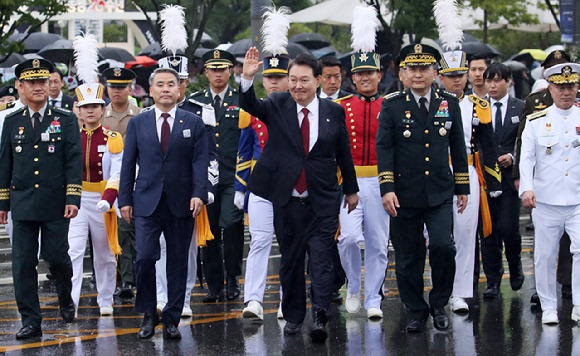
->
[566, 144, 569, 148]
[97, 162, 102, 167]
[98, 154, 103, 158]
[349, 113, 354, 117]
[257, 124, 262, 129]
[425, 143, 429, 148]
[425, 157, 429, 162]
[215, 133, 219, 137]
[34, 145, 38, 149]
[216, 144, 220, 147]
[565, 172, 569, 176]
[34, 158, 38, 162]
[98, 171, 102, 175]
[425, 171, 430, 175]
[565, 130, 569, 133]
[424, 130, 429, 134]
[34, 184, 39, 188]
[351, 126, 355, 130]
[34, 171, 39, 175]
[353, 139, 357, 143]
[565, 158, 569, 161]
[351, 132, 356, 136]
[350, 119, 355, 123]
[259, 132, 264, 137]
[353, 145, 357, 149]
[216, 122, 220, 126]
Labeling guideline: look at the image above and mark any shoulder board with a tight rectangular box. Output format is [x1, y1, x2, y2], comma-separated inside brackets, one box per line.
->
[189, 89, 206, 97]
[6, 107, 26, 118]
[527, 108, 548, 121]
[53, 106, 72, 115]
[468, 94, 489, 109]
[334, 94, 354, 104]
[188, 98, 207, 108]
[103, 128, 124, 154]
[140, 105, 154, 113]
[439, 89, 457, 98]
[0, 102, 15, 111]
[384, 91, 403, 101]
[239, 109, 252, 129]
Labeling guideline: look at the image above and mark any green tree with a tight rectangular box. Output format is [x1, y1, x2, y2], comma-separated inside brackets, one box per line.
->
[0, 0, 68, 59]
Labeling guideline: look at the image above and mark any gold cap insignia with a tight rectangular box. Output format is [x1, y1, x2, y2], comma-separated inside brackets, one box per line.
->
[563, 65, 572, 76]
[170, 58, 180, 67]
[414, 44, 422, 53]
[555, 50, 562, 59]
[360, 53, 368, 62]
[85, 87, 93, 95]
[214, 50, 220, 59]
[113, 68, 121, 77]
[269, 57, 279, 67]
[32, 59, 40, 68]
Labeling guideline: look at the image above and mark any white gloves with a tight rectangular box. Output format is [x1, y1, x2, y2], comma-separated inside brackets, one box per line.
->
[96, 200, 111, 213]
[489, 191, 502, 198]
[234, 191, 245, 210]
[207, 192, 215, 205]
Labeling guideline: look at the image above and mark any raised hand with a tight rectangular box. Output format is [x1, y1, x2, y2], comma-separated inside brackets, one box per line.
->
[243, 46, 262, 80]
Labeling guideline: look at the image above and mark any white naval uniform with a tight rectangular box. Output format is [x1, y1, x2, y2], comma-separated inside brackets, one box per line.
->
[519, 105, 580, 311]
[450, 96, 482, 299]
[68, 138, 122, 309]
[338, 176, 390, 310]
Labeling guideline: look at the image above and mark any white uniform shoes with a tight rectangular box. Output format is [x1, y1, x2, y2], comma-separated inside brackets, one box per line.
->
[541, 309, 559, 324]
[450, 297, 469, 313]
[277, 304, 284, 319]
[345, 292, 361, 314]
[242, 300, 264, 320]
[182, 304, 193, 318]
[100, 306, 113, 316]
[367, 307, 383, 319]
[572, 306, 580, 322]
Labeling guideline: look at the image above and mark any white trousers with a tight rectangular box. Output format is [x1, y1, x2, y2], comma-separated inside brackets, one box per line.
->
[68, 191, 117, 308]
[338, 176, 390, 309]
[533, 202, 580, 310]
[156, 231, 198, 306]
[452, 165, 480, 298]
[244, 193, 282, 303]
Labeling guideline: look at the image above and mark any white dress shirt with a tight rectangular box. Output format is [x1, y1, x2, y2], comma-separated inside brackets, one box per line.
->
[489, 94, 509, 131]
[50, 91, 63, 107]
[319, 89, 339, 100]
[154, 106, 177, 143]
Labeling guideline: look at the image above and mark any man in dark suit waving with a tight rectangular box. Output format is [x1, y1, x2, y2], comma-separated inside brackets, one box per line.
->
[240, 48, 359, 342]
[119, 68, 208, 340]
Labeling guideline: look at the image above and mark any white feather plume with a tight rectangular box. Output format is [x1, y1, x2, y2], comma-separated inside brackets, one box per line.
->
[434, 0, 463, 51]
[73, 33, 99, 84]
[351, 4, 380, 53]
[261, 6, 291, 56]
[159, 4, 188, 56]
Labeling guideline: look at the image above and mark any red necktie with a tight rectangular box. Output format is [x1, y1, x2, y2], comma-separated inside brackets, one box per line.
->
[160, 113, 170, 154]
[295, 108, 309, 194]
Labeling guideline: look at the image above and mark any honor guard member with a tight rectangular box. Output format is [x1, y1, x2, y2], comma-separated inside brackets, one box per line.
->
[68, 81, 122, 316]
[0, 85, 17, 105]
[376, 44, 469, 332]
[236, 7, 292, 320]
[189, 49, 244, 302]
[155, 53, 219, 317]
[102, 66, 139, 300]
[335, 4, 390, 320]
[438, 50, 502, 312]
[0, 58, 82, 339]
[519, 62, 580, 324]
[513, 50, 578, 304]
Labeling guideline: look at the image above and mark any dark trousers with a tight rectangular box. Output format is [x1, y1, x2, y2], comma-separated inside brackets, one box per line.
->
[134, 194, 194, 326]
[117, 216, 136, 285]
[390, 202, 456, 321]
[203, 184, 244, 293]
[274, 198, 338, 324]
[12, 219, 73, 328]
[482, 190, 522, 284]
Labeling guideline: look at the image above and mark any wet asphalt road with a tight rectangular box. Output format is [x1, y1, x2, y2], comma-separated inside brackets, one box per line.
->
[0, 213, 578, 355]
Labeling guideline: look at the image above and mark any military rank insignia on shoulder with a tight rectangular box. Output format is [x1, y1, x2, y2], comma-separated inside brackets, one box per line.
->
[53, 106, 72, 115]
[0, 102, 15, 111]
[468, 94, 489, 109]
[334, 94, 354, 104]
[439, 89, 457, 98]
[103, 128, 123, 153]
[384, 91, 403, 101]
[140, 105, 154, 113]
[527, 108, 548, 121]
[6, 107, 25, 119]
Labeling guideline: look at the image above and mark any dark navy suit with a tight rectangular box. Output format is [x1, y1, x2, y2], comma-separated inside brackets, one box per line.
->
[118, 107, 208, 325]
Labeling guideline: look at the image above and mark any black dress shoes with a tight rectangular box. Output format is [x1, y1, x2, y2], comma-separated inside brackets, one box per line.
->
[138, 313, 160, 339]
[509, 264, 525, 291]
[60, 303, 76, 323]
[483, 282, 501, 299]
[163, 322, 182, 339]
[331, 291, 343, 303]
[283, 322, 303, 335]
[430, 307, 449, 331]
[406, 319, 426, 333]
[226, 274, 241, 301]
[202, 290, 225, 303]
[309, 309, 328, 342]
[530, 292, 540, 304]
[119, 282, 135, 299]
[15, 325, 42, 339]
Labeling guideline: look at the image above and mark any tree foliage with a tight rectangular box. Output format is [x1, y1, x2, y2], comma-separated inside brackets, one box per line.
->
[467, 0, 540, 42]
[0, 0, 68, 58]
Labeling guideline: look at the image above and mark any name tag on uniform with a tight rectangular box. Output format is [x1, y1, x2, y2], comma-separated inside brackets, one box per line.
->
[444, 121, 452, 129]
[511, 116, 520, 124]
[41, 132, 50, 142]
[572, 138, 580, 148]
[98, 145, 107, 153]
[472, 117, 480, 126]
[183, 129, 191, 138]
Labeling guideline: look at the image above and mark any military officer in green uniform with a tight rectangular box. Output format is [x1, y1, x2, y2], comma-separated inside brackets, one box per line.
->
[0, 59, 82, 339]
[188, 50, 244, 302]
[376, 44, 469, 333]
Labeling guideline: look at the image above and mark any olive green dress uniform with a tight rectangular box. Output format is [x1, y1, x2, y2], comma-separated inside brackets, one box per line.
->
[188, 85, 244, 296]
[0, 104, 82, 328]
[376, 87, 469, 321]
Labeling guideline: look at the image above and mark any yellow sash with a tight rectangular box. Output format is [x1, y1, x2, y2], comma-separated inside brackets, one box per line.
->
[474, 151, 492, 237]
[196, 206, 214, 247]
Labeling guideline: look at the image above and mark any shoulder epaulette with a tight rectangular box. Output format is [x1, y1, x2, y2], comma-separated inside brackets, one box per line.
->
[527, 108, 548, 121]
[5, 107, 25, 118]
[468, 94, 489, 109]
[53, 106, 72, 114]
[189, 89, 206, 97]
[334, 94, 354, 104]
[239, 109, 252, 129]
[0, 102, 15, 111]
[140, 105, 154, 113]
[103, 128, 123, 153]
[384, 91, 403, 101]
[439, 89, 457, 98]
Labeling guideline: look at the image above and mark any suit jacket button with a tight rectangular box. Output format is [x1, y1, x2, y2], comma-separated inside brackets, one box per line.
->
[34, 184, 39, 188]
[34, 171, 39, 175]
[34, 145, 38, 149]
[424, 130, 429, 134]
[425, 171, 430, 176]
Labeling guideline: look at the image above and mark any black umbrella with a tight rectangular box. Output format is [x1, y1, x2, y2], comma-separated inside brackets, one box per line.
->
[462, 42, 501, 59]
[194, 47, 210, 58]
[290, 33, 330, 50]
[98, 47, 136, 63]
[0, 53, 26, 68]
[138, 42, 185, 60]
[227, 39, 310, 59]
[38, 39, 74, 64]
[508, 52, 535, 68]
[311, 45, 338, 59]
[8, 32, 64, 54]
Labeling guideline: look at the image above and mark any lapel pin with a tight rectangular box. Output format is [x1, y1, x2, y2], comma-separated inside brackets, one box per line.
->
[326, 118, 330, 122]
